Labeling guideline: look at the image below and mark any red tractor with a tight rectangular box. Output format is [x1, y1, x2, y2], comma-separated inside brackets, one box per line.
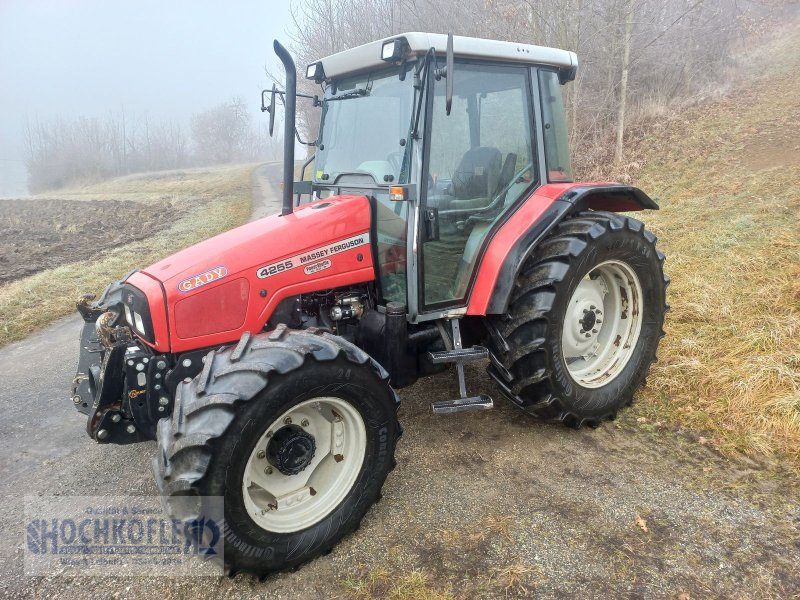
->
[72, 33, 668, 576]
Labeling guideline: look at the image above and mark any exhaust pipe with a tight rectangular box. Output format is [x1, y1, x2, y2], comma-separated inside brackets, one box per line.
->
[273, 40, 295, 216]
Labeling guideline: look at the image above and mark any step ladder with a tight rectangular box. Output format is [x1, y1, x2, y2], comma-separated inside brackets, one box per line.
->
[428, 319, 494, 414]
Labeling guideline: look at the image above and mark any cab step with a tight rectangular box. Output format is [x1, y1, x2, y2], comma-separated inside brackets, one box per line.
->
[428, 346, 489, 364]
[430, 319, 493, 415]
[432, 395, 494, 414]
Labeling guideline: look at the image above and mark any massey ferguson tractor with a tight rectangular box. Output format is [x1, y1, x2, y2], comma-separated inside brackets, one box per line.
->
[71, 33, 668, 577]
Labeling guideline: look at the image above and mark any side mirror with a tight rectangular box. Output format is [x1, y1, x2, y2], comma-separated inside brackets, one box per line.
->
[445, 33, 454, 116]
[260, 84, 279, 137]
[268, 83, 277, 136]
[435, 33, 455, 116]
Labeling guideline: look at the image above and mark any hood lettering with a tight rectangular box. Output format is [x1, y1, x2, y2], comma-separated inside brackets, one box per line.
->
[256, 233, 369, 279]
[178, 266, 228, 292]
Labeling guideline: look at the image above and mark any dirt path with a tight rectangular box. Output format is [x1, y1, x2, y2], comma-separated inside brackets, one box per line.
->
[0, 163, 798, 599]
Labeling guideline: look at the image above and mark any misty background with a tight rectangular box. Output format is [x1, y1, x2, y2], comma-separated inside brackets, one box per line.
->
[1, 0, 793, 196]
[0, 0, 292, 196]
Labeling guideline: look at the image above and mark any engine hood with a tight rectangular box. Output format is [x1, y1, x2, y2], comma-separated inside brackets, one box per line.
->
[131, 194, 375, 353]
[142, 195, 369, 285]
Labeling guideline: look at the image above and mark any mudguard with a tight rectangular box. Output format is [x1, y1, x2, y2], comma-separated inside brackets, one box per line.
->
[467, 182, 658, 316]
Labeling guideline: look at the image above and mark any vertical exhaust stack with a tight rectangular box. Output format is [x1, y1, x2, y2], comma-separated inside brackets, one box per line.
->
[273, 40, 295, 216]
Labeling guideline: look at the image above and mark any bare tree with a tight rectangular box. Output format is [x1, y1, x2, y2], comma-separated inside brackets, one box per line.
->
[615, 0, 634, 164]
[283, 0, 768, 177]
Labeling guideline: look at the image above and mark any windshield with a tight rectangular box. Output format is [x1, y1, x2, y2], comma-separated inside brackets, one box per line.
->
[315, 69, 414, 185]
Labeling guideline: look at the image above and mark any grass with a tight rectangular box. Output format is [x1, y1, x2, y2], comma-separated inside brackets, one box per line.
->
[342, 569, 454, 600]
[623, 24, 800, 467]
[0, 164, 254, 346]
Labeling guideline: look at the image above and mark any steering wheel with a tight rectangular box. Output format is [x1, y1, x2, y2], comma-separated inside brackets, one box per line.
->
[386, 151, 404, 176]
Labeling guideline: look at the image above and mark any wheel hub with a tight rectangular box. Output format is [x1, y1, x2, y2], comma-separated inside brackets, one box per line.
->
[579, 309, 597, 332]
[266, 425, 316, 475]
[561, 260, 643, 388]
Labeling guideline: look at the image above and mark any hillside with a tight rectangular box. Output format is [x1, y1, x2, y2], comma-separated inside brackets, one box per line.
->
[629, 23, 800, 467]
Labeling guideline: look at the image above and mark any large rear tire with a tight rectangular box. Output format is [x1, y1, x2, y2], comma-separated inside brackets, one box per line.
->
[153, 326, 401, 577]
[487, 211, 668, 427]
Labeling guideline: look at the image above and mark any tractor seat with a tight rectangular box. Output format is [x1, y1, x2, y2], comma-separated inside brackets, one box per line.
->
[448, 146, 502, 210]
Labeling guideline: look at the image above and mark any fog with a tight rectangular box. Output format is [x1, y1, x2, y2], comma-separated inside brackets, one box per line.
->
[0, 0, 291, 196]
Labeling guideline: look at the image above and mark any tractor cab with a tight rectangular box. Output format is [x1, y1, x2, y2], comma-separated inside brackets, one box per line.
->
[271, 33, 578, 321]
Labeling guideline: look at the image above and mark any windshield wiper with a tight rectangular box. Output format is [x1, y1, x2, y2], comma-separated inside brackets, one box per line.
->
[326, 88, 369, 102]
[411, 48, 437, 140]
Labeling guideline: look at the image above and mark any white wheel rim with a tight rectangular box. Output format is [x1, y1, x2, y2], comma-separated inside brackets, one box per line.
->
[561, 260, 643, 389]
[242, 397, 367, 534]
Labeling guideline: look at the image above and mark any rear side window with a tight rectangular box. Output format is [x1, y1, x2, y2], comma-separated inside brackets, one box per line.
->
[538, 70, 573, 182]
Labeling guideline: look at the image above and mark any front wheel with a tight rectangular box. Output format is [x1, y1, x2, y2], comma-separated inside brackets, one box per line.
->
[153, 327, 401, 577]
[488, 211, 669, 426]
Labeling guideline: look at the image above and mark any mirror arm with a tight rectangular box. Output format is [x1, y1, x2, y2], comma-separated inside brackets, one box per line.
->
[294, 128, 316, 147]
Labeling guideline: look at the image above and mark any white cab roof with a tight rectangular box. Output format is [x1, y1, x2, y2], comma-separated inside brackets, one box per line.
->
[312, 32, 578, 80]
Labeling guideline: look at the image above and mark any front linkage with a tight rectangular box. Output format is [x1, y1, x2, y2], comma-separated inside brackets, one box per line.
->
[72, 279, 192, 444]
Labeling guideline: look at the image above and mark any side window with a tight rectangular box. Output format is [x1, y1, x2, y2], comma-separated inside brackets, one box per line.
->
[422, 63, 535, 306]
[538, 70, 573, 182]
[374, 191, 409, 304]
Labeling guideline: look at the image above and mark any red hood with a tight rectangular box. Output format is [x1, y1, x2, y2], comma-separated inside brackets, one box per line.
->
[130, 194, 375, 353]
[141, 195, 368, 286]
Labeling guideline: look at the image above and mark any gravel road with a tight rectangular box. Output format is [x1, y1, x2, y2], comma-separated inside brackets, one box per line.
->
[1, 164, 798, 599]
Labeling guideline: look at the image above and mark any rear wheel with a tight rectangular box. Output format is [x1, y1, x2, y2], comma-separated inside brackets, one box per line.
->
[153, 327, 401, 577]
[488, 211, 668, 426]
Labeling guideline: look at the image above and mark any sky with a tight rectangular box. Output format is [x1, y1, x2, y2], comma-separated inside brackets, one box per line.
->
[0, 0, 293, 195]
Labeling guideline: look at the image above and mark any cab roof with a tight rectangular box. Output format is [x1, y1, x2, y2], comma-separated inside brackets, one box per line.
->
[310, 32, 578, 82]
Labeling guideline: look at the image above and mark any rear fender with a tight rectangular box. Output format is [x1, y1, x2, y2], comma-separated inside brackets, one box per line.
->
[467, 183, 658, 316]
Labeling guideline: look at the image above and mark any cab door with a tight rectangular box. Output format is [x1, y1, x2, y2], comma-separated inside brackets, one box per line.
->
[418, 61, 538, 312]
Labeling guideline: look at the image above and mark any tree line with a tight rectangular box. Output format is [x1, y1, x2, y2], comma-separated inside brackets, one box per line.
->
[23, 97, 282, 193]
[24, 0, 790, 192]
[286, 0, 788, 176]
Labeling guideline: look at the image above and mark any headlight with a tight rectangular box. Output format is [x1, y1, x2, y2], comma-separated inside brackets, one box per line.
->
[133, 311, 146, 337]
[121, 284, 154, 342]
[306, 62, 325, 83]
[381, 37, 408, 63]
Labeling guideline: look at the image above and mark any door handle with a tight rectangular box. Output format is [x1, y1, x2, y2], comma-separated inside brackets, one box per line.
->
[423, 208, 439, 241]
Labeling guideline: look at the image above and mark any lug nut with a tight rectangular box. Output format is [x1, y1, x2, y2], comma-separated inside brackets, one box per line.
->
[283, 416, 292, 425]
[265, 467, 273, 475]
[592, 329, 598, 333]
[158, 397, 169, 406]
[111, 414, 121, 423]
[257, 450, 266, 459]
[72, 395, 81, 405]
[301, 419, 310, 427]
[156, 360, 167, 370]
[97, 429, 109, 440]
[126, 424, 136, 434]
[158, 406, 165, 412]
